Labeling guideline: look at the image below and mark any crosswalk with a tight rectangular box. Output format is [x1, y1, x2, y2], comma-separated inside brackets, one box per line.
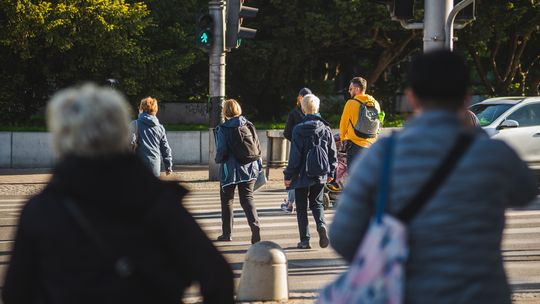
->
[0, 192, 539, 302]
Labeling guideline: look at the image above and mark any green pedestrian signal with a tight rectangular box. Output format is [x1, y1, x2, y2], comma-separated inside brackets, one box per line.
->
[196, 14, 213, 51]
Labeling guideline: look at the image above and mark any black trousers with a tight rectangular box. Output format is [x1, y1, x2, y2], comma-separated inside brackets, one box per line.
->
[220, 180, 260, 236]
[295, 183, 326, 243]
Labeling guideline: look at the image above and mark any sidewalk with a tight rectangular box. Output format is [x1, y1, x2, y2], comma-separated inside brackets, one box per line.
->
[0, 165, 288, 196]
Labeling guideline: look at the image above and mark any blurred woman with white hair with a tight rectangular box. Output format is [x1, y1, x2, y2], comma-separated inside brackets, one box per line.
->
[2, 84, 234, 304]
[283, 94, 338, 249]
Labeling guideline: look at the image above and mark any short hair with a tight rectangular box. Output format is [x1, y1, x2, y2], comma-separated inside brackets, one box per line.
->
[222, 99, 242, 119]
[407, 50, 470, 110]
[139, 97, 158, 115]
[350, 77, 367, 93]
[301, 94, 320, 114]
[298, 87, 312, 97]
[46, 84, 132, 158]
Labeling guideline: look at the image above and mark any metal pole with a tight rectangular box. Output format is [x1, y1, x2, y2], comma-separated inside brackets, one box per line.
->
[208, 0, 226, 181]
[423, 0, 453, 52]
[445, 0, 474, 50]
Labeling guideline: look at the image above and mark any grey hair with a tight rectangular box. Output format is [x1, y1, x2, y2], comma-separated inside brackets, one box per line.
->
[46, 84, 133, 158]
[301, 94, 320, 114]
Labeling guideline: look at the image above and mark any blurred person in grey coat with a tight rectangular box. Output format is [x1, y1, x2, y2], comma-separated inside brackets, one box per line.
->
[132, 97, 173, 177]
[329, 50, 538, 304]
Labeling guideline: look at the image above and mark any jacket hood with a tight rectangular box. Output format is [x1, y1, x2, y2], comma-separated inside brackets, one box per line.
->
[296, 114, 330, 137]
[47, 154, 186, 209]
[351, 94, 377, 107]
[138, 112, 160, 127]
[222, 115, 248, 128]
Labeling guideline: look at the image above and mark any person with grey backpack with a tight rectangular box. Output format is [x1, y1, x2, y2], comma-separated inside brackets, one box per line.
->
[284, 94, 337, 249]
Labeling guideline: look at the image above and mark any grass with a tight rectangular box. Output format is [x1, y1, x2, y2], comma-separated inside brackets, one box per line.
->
[0, 117, 405, 132]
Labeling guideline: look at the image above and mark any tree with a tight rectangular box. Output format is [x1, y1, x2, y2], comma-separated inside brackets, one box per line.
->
[459, 0, 540, 96]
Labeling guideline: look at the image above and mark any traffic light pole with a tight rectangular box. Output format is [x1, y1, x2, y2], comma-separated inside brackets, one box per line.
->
[208, 0, 226, 181]
[423, 0, 452, 52]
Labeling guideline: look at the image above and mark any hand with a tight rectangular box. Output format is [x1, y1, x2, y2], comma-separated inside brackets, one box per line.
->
[284, 180, 291, 188]
[327, 176, 334, 183]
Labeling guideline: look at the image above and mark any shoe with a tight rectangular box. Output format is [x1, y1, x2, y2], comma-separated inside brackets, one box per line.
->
[297, 241, 311, 249]
[217, 234, 232, 241]
[251, 228, 261, 244]
[281, 202, 294, 213]
[317, 226, 329, 248]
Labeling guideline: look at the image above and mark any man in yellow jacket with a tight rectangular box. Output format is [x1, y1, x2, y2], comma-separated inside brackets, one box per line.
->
[339, 77, 382, 170]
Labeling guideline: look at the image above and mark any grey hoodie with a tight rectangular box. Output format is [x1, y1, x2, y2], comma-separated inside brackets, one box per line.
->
[132, 113, 173, 177]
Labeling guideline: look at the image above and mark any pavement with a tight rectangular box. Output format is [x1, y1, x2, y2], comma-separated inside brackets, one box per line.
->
[0, 165, 287, 197]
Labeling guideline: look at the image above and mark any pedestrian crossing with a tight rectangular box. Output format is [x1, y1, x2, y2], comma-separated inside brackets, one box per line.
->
[0, 193, 539, 300]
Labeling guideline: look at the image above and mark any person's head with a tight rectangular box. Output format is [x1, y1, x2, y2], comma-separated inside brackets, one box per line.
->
[222, 99, 242, 120]
[462, 109, 480, 128]
[46, 84, 132, 158]
[297, 87, 312, 105]
[301, 94, 320, 115]
[348, 77, 367, 98]
[405, 50, 471, 112]
[139, 97, 158, 115]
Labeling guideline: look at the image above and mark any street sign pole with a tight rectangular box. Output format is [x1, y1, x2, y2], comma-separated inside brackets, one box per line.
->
[208, 0, 226, 181]
[423, 0, 453, 52]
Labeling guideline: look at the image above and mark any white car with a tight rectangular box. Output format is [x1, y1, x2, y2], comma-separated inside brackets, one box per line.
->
[470, 96, 540, 171]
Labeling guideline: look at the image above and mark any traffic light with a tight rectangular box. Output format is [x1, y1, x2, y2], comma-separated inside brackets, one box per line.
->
[226, 0, 258, 50]
[196, 13, 213, 51]
[370, 0, 415, 21]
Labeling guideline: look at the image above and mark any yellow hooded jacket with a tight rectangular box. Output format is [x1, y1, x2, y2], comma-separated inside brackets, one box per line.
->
[339, 94, 381, 148]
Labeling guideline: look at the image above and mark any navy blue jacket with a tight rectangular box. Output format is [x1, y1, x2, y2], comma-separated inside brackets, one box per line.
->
[215, 116, 262, 189]
[283, 106, 304, 141]
[283, 114, 337, 189]
[132, 113, 173, 177]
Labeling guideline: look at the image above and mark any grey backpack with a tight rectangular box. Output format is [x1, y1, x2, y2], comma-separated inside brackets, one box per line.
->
[351, 98, 380, 139]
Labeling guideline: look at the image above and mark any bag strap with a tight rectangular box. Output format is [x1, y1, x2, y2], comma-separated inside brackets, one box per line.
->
[374, 132, 396, 223]
[63, 199, 133, 277]
[397, 132, 475, 223]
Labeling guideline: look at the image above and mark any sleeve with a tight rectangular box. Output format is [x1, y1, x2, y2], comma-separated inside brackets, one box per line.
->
[283, 111, 295, 141]
[500, 142, 539, 207]
[159, 127, 173, 171]
[283, 127, 302, 180]
[149, 192, 235, 304]
[329, 139, 385, 262]
[339, 100, 353, 141]
[2, 208, 38, 304]
[326, 128, 338, 176]
[214, 126, 228, 164]
[130, 121, 137, 147]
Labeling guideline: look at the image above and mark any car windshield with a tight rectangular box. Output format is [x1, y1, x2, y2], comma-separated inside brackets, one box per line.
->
[470, 103, 514, 126]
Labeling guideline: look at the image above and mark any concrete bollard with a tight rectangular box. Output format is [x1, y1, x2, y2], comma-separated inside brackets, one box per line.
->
[236, 241, 289, 302]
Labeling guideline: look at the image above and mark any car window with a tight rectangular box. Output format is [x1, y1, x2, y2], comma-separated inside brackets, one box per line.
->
[506, 103, 540, 127]
[470, 103, 513, 126]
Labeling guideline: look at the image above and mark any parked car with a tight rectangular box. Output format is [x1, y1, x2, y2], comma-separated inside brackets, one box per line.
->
[470, 96, 540, 172]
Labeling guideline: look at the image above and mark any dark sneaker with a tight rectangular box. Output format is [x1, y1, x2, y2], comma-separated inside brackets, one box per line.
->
[297, 241, 311, 249]
[217, 234, 232, 241]
[251, 228, 261, 244]
[317, 226, 329, 248]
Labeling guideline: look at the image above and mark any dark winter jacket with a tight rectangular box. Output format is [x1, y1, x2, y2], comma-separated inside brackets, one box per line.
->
[283, 114, 337, 189]
[2, 155, 234, 304]
[132, 112, 173, 176]
[283, 106, 304, 141]
[215, 116, 262, 189]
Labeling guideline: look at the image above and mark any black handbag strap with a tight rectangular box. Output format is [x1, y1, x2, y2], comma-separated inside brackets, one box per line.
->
[63, 199, 133, 277]
[397, 132, 475, 224]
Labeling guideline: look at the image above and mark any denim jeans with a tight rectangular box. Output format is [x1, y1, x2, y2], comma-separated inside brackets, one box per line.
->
[287, 189, 295, 204]
[346, 141, 365, 173]
[220, 180, 260, 236]
[295, 183, 326, 242]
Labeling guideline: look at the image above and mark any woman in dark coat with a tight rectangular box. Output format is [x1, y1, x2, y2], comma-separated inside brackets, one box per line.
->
[214, 99, 262, 244]
[2, 84, 234, 304]
[283, 94, 337, 249]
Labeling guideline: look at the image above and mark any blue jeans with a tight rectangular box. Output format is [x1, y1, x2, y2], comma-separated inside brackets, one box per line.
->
[346, 141, 365, 173]
[295, 183, 326, 242]
[287, 189, 295, 203]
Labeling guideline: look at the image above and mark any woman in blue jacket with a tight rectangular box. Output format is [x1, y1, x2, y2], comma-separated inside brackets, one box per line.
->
[214, 99, 262, 244]
[284, 94, 337, 249]
[132, 97, 173, 177]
